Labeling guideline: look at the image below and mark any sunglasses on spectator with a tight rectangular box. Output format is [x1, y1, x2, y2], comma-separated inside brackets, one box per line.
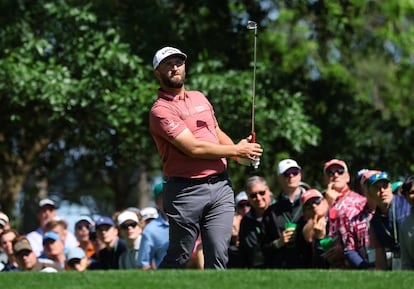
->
[249, 190, 266, 199]
[326, 168, 345, 177]
[283, 169, 300, 178]
[68, 258, 82, 268]
[76, 222, 90, 230]
[303, 198, 322, 210]
[120, 222, 138, 230]
[237, 202, 251, 209]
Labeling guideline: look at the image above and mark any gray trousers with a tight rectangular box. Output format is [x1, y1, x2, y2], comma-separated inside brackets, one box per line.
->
[159, 173, 234, 269]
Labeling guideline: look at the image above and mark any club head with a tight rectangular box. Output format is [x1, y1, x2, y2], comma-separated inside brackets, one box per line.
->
[247, 20, 257, 30]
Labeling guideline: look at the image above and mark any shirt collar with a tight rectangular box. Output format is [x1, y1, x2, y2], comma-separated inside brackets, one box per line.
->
[157, 89, 186, 101]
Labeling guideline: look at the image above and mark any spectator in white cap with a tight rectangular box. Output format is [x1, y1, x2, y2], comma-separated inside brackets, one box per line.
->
[140, 207, 159, 228]
[261, 158, 312, 268]
[26, 198, 58, 257]
[117, 210, 143, 269]
[26, 198, 78, 258]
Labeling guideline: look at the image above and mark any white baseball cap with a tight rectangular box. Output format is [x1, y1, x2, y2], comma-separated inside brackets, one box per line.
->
[0, 212, 9, 227]
[277, 159, 301, 175]
[140, 207, 159, 221]
[153, 47, 187, 69]
[235, 191, 248, 204]
[117, 210, 139, 225]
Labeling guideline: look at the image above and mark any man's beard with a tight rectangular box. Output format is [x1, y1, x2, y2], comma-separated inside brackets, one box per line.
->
[161, 71, 185, 88]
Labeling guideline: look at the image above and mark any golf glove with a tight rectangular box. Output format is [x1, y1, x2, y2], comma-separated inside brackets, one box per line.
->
[237, 157, 260, 169]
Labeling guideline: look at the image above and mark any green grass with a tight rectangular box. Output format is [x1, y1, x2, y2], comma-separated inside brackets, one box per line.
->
[3, 269, 414, 289]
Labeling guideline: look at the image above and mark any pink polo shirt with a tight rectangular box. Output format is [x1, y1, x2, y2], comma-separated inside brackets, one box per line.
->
[149, 89, 227, 178]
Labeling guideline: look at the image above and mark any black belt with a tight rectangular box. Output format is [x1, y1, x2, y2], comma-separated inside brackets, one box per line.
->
[166, 171, 228, 185]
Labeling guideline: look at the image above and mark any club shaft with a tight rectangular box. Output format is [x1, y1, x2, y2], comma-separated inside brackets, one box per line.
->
[251, 25, 257, 140]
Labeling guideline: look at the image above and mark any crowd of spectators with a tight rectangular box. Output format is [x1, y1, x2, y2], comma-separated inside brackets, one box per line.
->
[1, 158, 414, 272]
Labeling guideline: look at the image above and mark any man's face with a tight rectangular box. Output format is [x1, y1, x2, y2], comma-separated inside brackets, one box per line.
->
[247, 183, 272, 212]
[96, 225, 118, 247]
[324, 164, 350, 191]
[368, 180, 393, 208]
[38, 205, 56, 227]
[156, 56, 186, 88]
[278, 167, 302, 191]
[43, 238, 65, 258]
[16, 250, 37, 270]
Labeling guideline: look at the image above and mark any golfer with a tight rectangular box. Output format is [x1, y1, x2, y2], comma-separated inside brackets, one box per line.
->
[149, 46, 263, 269]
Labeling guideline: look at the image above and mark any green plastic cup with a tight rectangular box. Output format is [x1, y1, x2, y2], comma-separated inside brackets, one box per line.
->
[284, 222, 297, 230]
[320, 237, 334, 252]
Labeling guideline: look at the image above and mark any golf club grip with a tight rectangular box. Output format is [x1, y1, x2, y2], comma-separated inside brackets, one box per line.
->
[251, 131, 256, 143]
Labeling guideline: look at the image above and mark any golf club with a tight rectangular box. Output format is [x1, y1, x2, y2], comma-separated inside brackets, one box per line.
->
[247, 20, 257, 143]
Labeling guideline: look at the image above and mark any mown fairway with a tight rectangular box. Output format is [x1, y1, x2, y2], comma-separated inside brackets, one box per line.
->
[3, 269, 414, 289]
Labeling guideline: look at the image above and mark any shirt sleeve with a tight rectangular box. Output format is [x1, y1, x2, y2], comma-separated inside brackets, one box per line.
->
[137, 231, 154, 267]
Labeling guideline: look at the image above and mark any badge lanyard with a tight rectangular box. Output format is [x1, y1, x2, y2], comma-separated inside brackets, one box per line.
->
[380, 201, 398, 246]
[282, 204, 303, 224]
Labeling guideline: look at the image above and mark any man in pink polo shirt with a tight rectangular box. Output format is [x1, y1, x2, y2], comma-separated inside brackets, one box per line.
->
[149, 46, 263, 269]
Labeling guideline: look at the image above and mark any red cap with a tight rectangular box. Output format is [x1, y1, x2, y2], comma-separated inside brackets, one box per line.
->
[360, 170, 381, 185]
[324, 159, 348, 174]
[300, 189, 323, 205]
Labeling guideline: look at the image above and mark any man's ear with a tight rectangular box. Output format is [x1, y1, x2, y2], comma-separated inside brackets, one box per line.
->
[154, 69, 161, 79]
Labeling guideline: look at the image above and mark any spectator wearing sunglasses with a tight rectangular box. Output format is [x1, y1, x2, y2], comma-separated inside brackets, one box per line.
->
[117, 210, 143, 269]
[365, 171, 411, 270]
[399, 176, 414, 269]
[236, 176, 274, 268]
[262, 159, 311, 268]
[301, 189, 333, 268]
[323, 159, 367, 266]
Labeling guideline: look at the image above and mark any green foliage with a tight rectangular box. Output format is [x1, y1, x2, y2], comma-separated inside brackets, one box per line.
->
[1, 0, 414, 215]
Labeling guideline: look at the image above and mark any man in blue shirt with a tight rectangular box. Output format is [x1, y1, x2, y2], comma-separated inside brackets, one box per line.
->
[137, 182, 169, 270]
